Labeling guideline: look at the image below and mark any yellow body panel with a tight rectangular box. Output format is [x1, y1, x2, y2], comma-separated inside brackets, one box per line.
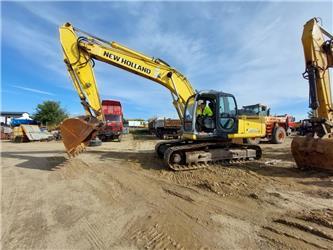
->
[182, 132, 197, 140]
[182, 116, 265, 140]
[229, 116, 266, 139]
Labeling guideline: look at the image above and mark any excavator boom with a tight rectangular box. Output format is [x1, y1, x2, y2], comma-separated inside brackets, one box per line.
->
[59, 23, 195, 155]
[291, 18, 333, 171]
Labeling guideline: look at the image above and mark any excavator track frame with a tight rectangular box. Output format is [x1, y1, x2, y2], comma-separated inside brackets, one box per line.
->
[156, 140, 261, 171]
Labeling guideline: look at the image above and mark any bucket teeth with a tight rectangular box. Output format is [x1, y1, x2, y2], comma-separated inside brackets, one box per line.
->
[68, 143, 87, 157]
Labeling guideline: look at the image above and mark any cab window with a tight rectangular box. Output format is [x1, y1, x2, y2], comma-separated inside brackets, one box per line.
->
[184, 96, 195, 131]
[219, 96, 237, 130]
[219, 96, 236, 116]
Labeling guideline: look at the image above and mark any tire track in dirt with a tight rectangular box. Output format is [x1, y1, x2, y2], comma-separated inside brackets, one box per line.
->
[260, 209, 333, 249]
[129, 224, 185, 250]
[2, 162, 50, 249]
[81, 217, 107, 249]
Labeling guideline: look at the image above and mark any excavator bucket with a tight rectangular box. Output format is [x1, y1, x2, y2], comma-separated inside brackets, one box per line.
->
[60, 117, 101, 157]
[291, 136, 333, 171]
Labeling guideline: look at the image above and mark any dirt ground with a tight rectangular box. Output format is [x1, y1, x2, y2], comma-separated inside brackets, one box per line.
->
[1, 134, 333, 249]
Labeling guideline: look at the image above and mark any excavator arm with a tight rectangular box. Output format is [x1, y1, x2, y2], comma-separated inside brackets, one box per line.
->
[302, 18, 333, 126]
[291, 18, 333, 171]
[59, 23, 195, 155]
[60, 23, 195, 122]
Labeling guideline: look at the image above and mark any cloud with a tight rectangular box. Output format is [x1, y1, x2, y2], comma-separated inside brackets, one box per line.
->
[17, 1, 66, 26]
[123, 4, 207, 77]
[86, 3, 209, 118]
[2, 17, 67, 79]
[11, 85, 55, 96]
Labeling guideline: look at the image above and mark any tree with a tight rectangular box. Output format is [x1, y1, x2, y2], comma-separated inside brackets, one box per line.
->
[33, 101, 68, 128]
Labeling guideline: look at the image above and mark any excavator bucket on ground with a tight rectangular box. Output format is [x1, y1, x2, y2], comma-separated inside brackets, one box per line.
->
[60, 117, 101, 157]
[291, 136, 333, 171]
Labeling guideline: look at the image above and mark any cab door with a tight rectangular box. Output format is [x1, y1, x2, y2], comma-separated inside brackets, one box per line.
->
[183, 95, 197, 132]
[217, 94, 238, 136]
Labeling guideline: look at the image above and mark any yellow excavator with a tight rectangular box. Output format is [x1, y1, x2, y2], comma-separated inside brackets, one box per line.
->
[291, 18, 333, 171]
[59, 22, 266, 170]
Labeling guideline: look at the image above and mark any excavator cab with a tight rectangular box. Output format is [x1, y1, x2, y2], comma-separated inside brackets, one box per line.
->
[183, 91, 238, 140]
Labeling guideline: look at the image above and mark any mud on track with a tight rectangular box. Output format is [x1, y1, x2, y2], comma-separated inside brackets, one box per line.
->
[1, 135, 333, 249]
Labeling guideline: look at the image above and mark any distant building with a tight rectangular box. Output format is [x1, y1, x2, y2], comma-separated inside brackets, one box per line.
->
[0, 111, 29, 126]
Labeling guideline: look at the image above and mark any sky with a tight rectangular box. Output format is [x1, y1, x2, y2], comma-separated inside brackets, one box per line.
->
[1, 1, 332, 120]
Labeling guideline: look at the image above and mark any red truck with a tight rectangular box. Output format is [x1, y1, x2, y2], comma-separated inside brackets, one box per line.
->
[98, 100, 123, 141]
